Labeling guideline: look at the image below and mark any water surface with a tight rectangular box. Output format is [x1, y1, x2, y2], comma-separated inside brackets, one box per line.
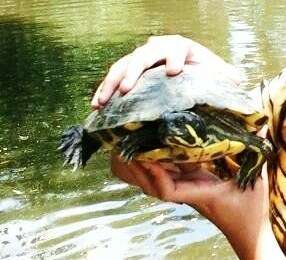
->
[1, 0, 286, 259]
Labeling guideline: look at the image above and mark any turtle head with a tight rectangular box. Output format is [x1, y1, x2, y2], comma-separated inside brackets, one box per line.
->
[159, 111, 207, 148]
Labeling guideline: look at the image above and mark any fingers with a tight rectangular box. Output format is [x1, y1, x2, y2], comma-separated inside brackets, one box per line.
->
[159, 162, 181, 174]
[91, 55, 130, 109]
[111, 155, 137, 185]
[165, 47, 189, 76]
[92, 35, 193, 108]
[112, 156, 231, 217]
[147, 162, 199, 203]
[176, 163, 201, 174]
[92, 34, 242, 111]
[111, 155, 158, 197]
[91, 82, 104, 109]
[118, 46, 164, 94]
[141, 162, 179, 201]
[188, 41, 244, 85]
[127, 162, 158, 197]
[142, 162, 226, 207]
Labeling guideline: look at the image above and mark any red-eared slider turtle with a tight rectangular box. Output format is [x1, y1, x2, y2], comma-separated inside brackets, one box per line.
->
[59, 64, 273, 189]
[262, 68, 286, 254]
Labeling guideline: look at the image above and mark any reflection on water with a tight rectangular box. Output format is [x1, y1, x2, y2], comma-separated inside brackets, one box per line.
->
[1, 186, 219, 259]
[1, 0, 286, 259]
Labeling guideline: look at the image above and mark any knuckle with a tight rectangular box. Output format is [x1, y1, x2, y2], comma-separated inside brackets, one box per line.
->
[108, 64, 117, 74]
[119, 54, 130, 62]
[116, 54, 131, 67]
[104, 76, 117, 87]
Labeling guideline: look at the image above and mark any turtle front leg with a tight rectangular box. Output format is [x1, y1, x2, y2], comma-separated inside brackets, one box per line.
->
[117, 125, 161, 161]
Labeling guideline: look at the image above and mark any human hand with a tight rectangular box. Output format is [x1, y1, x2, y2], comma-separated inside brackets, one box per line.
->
[91, 35, 243, 109]
[111, 155, 284, 260]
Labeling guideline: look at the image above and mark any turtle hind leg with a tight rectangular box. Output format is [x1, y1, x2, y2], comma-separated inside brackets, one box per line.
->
[58, 125, 101, 170]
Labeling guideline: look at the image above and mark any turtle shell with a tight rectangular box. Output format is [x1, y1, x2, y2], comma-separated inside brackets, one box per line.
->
[85, 64, 261, 132]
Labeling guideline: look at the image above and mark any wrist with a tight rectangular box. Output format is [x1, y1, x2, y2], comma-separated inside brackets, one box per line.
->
[225, 219, 285, 260]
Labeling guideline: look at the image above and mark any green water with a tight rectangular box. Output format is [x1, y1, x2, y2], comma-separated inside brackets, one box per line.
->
[0, 0, 286, 259]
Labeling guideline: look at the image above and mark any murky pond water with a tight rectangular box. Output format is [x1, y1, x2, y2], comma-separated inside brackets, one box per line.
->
[1, 0, 286, 259]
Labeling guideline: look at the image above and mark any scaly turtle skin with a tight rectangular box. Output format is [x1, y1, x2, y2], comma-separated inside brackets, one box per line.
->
[262, 68, 286, 254]
[59, 64, 273, 189]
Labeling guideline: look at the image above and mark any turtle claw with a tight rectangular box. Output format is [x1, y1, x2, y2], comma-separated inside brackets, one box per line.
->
[118, 136, 139, 162]
[236, 169, 260, 190]
[63, 144, 83, 171]
[120, 150, 135, 162]
[59, 126, 84, 170]
[236, 174, 249, 190]
[58, 125, 101, 170]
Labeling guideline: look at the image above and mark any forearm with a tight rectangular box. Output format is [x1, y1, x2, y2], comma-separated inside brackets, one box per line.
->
[225, 220, 285, 260]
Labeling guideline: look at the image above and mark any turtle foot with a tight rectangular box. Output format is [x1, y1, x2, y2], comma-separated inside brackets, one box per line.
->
[236, 170, 260, 190]
[58, 125, 84, 171]
[58, 126, 101, 170]
[118, 136, 139, 162]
